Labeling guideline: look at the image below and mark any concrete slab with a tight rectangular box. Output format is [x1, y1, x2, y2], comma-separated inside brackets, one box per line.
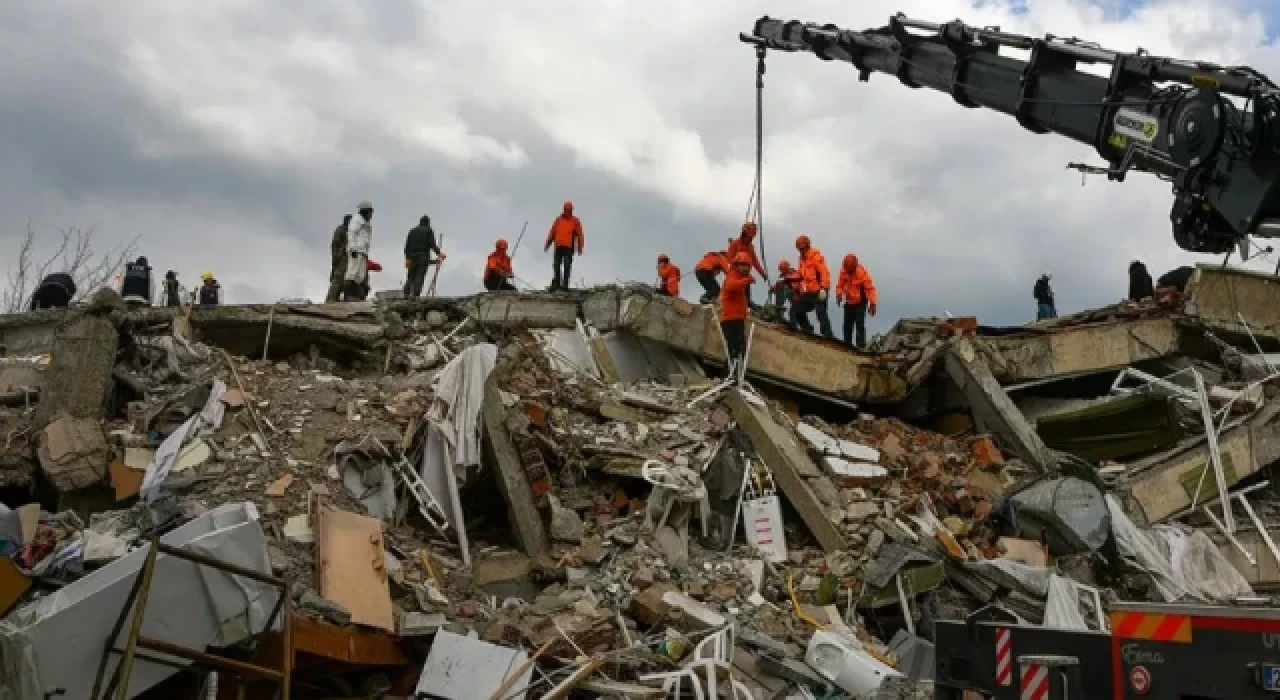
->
[1185, 265, 1280, 336]
[482, 343, 550, 557]
[616, 291, 910, 404]
[978, 318, 1180, 384]
[944, 339, 1056, 472]
[725, 390, 847, 553]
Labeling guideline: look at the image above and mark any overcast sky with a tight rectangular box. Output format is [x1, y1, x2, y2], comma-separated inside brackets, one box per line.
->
[2, 0, 1279, 331]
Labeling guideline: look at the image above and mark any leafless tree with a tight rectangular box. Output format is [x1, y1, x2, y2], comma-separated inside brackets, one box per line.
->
[2, 222, 139, 313]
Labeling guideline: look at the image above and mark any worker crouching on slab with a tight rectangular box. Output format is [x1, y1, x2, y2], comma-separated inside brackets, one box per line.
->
[484, 239, 517, 291]
[720, 252, 755, 369]
[655, 254, 680, 297]
[694, 249, 729, 303]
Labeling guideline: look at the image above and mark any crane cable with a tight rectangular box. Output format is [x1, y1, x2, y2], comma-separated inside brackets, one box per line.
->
[743, 45, 769, 275]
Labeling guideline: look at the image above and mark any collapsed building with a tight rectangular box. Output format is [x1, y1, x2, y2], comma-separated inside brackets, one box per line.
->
[1, 263, 1279, 698]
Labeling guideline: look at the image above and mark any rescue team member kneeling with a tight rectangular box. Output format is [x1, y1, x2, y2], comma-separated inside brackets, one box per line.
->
[484, 239, 516, 291]
[719, 252, 755, 370]
[655, 254, 680, 297]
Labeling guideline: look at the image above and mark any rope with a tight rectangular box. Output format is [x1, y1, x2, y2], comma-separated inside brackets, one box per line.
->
[743, 46, 770, 275]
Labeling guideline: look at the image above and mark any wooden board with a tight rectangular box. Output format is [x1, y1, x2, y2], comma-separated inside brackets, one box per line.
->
[315, 505, 395, 631]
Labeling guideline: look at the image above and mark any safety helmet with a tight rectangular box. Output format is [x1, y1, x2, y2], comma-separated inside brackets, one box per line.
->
[732, 252, 752, 266]
[563, 200, 574, 213]
[200, 271, 214, 281]
[795, 235, 811, 250]
[778, 260, 792, 271]
[496, 238, 509, 251]
[657, 253, 670, 263]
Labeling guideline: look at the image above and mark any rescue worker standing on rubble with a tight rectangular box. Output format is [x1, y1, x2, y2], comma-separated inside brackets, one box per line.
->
[655, 254, 680, 297]
[694, 249, 730, 303]
[327, 214, 351, 303]
[344, 201, 374, 301]
[544, 201, 584, 291]
[403, 215, 446, 299]
[1128, 259, 1154, 302]
[835, 254, 877, 349]
[484, 239, 517, 291]
[728, 223, 768, 304]
[791, 235, 834, 337]
[161, 270, 183, 307]
[120, 256, 154, 308]
[197, 271, 222, 306]
[1034, 272, 1056, 320]
[720, 253, 755, 369]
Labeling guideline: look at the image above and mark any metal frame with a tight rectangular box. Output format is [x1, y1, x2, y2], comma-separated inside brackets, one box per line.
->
[89, 540, 292, 700]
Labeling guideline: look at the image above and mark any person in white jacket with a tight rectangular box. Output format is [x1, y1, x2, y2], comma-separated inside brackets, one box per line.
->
[343, 200, 374, 301]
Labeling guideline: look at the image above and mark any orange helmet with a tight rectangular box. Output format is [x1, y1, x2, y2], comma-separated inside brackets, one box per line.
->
[778, 260, 792, 272]
[795, 234, 811, 250]
[732, 252, 753, 266]
[657, 253, 670, 263]
[741, 222, 757, 237]
[562, 201, 574, 214]
[496, 238, 508, 251]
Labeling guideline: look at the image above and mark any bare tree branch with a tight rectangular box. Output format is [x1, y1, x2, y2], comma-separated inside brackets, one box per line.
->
[2, 223, 139, 313]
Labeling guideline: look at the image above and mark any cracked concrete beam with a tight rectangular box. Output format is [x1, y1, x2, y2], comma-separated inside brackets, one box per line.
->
[481, 343, 550, 557]
[944, 338, 1056, 472]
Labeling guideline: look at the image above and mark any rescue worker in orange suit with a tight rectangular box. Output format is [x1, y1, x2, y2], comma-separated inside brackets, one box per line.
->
[771, 259, 801, 321]
[728, 222, 768, 306]
[720, 253, 756, 369]
[484, 239, 517, 291]
[835, 254, 878, 349]
[791, 235, 834, 338]
[655, 254, 680, 297]
[544, 201, 584, 291]
[694, 250, 729, 303]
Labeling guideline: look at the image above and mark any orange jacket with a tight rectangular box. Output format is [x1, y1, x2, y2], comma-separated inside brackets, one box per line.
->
[484, 250, 513, 280]
[797, 248, 830, 294]
[657, 262, 680, 296]
[727, 235, 766, 278]
[771, 269, 801, 294]
[545, 215, 584, 253]
[836, 255, 877, 305]
[695, 252, 729, 274]
[719, 269, 754, 322]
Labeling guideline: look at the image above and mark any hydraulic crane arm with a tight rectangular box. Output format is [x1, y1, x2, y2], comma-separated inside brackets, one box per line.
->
[742, 14, 1280, 255]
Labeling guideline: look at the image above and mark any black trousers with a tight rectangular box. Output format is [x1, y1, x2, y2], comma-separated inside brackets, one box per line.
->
[721, 319, 746, 368]
[484, 274, 516, 291]
[404, 259, 432, 298]
[695, 269, 720, 301]
[791, 292, 834, 337]
[342, 280, 368, 302]
[551, 246, 575, 290]
[843, 300, 868, 348]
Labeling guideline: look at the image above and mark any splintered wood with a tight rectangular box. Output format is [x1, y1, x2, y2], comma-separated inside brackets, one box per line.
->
[316, 505, 395, 631]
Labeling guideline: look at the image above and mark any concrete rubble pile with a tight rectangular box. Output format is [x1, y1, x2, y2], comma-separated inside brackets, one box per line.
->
[0, 264, 1279, 698]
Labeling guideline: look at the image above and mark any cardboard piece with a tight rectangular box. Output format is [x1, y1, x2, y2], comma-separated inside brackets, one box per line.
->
[265, 473, 295, 497]
[108, 461, 144, 501]
[316, 505, 394, 631]
[0, 557, 32, 616]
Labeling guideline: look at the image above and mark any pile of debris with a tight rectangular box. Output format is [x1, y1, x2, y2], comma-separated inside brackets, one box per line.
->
[1, 267, 1280, 698]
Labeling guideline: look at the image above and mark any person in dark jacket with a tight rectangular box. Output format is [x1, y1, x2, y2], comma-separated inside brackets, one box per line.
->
[1157, 266, 1195, 293]
[1034, 273, 1056, 320]
[120, 256, 154, 308]
[327, 214, 351, 303]
[404, 215, 446, 299]
[29, 272, 76, 310]
[161, 270, 183, 307]
[197, 271, 222, 306]
[1128, 260, 1155, 301]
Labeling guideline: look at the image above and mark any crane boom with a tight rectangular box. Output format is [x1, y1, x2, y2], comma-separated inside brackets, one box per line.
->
[742, 13, 1280, 255]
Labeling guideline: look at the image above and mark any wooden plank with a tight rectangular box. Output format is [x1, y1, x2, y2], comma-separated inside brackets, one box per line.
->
[725, 390, 847, 553]
[944, 339, 1055, 472]
[315, 505, 395, 632]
